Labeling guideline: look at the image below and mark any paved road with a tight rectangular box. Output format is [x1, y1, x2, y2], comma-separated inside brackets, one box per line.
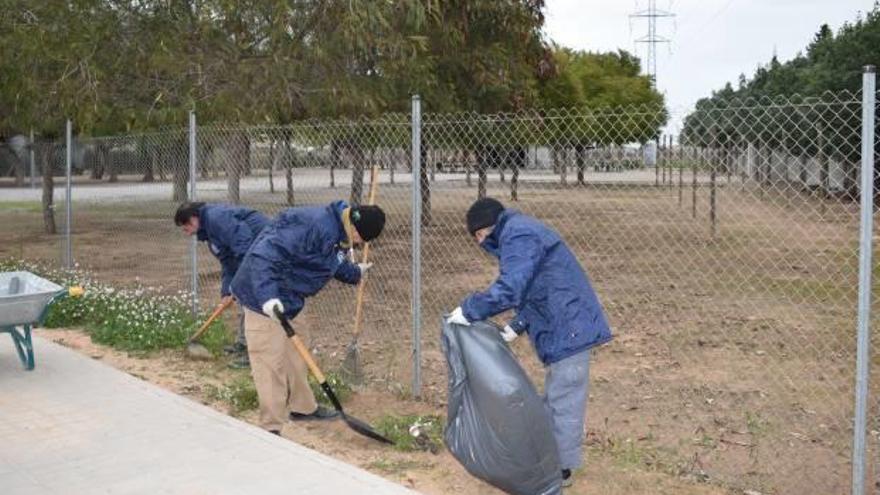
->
[0, 335, 419, 494]
[0, 167, 701, 203]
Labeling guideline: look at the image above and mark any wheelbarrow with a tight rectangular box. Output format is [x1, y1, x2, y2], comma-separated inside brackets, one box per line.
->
[0, 271, 83, 370]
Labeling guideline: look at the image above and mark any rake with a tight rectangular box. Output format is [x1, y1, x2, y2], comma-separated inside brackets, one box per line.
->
[341, 164, 380, 384]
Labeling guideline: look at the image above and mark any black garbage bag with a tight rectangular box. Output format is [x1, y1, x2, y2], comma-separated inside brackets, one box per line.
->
[442, 319, 562, 495]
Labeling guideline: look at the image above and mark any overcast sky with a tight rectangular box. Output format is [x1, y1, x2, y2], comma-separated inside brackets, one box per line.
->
[544, 0, 876, 131]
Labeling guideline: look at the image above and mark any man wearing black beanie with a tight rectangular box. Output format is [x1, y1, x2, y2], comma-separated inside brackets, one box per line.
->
[230, 200, 385, 435]
[447, 197, 612, 487]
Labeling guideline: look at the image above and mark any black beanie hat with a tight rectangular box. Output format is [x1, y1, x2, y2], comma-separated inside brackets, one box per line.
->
[466, 197, 504, 236]
[351, 205, 386, 242]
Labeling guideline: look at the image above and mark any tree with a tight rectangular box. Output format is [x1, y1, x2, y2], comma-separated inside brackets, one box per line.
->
[538, 47, 666, 185]
[682, 7, 880, 199]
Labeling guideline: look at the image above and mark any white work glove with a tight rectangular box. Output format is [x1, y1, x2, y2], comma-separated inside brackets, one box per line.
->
[500, 325, 518, 343]
[262, 298, 284, 322]
[358, 262, 373, 275]
[446, 307, 470, 326]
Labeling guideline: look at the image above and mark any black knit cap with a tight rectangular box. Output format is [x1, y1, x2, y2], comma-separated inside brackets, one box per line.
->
[351, 205, 386, 242]
[466, 197, 504, 236]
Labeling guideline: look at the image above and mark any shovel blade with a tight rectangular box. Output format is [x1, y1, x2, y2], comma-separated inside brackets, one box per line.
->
[343, 413, 395, 445]
[186, 342, 213, 361]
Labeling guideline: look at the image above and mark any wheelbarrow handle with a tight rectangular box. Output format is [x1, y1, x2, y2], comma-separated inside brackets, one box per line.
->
[38, 286, 85, 326]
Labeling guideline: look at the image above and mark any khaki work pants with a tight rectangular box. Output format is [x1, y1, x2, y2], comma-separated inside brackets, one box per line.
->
[244, 307, 318, 431]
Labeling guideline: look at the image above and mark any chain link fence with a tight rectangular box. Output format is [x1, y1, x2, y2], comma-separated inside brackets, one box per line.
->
[1, 86, 877, 494]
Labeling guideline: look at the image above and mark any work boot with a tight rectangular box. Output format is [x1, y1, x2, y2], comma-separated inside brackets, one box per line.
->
[289, 405, 339, 421]
[224, 342, 247, 355]
[227, 353, 250, 369]
[561, 469, 573, 488]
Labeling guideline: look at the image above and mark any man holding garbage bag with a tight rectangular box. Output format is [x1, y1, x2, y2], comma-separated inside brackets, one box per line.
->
[446, 197, 612, 487]
[231, 200, 386, 435]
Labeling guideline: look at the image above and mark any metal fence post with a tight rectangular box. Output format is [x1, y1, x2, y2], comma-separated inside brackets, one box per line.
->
[189, 110, 199, 315]
[29, 128, 35, 189]
[851, 65, 875, 495]
[411, 95, 422, 398]
[65, 119, 73, 270]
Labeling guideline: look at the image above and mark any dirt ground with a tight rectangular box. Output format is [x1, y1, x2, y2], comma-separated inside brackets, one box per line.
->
[36, 327, 727, 495]
[4, 174, 880, 494]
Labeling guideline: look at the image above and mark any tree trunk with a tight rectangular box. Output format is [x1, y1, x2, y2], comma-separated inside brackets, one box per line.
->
[107, 144, 118, 183]
[465, 149, 472, 186]
[420, 142, 431, 225]
[552, 145, 568, 185]
[227, 131, 248, 204]
[91, 144, 104, 180]
[12, 148, 25, 187]
[330, 140, 339, 188]
[476, 146, 489, 199]
[575, 143, 587, 186]
[510, 146, 524, 201]
[172, 137, 189, 202]
[40, 144, 56, 234]
[198, 137, 210, 180]
[268, 139, 276, 194]
[559, 146, 568, 185]
[285, 137, 295, 206]
[499, 149, 506, 183]
[551, 145, 559, 175]
[349, 139, 366, 207]
[142, 140, 154, 182]
[817, 122, 828, 198]
[389, 148, 395, 185]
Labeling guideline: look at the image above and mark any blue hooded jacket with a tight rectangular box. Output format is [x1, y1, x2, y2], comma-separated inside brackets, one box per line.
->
[196, 204, 269, 297]
[461, 209, 612, 364]
[230, 201, 361, 320]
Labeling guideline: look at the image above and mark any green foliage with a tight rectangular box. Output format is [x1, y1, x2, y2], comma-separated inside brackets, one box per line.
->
[208, 374, 260, 414]
[682, 7, 880, 163]
[537, 47, 667, 145]
[0, 258, 231, 354]
[308, 371, 353, 408]
[540, 48, 662, 109]
[0, 1, 552, 135]
[374, 414, 444, 452]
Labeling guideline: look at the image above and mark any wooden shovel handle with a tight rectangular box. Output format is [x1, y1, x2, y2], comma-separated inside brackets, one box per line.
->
[289, 334, 327, 383]
[274, 308, 327, 384]
[188, 298, 234, 343]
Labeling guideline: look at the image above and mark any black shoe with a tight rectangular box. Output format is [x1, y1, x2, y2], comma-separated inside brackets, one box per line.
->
[561, 469, 573, 488]
[224, 342, 247, 355]
[269, 429, 281, 436]
[227, 354, 250, 369]
[289, 405, 339, 421]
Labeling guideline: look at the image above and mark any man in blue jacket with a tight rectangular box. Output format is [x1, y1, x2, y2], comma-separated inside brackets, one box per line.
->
[175, 202, 270, 367]
[231, 200, 385, 435]
[446, 197, 612, 487]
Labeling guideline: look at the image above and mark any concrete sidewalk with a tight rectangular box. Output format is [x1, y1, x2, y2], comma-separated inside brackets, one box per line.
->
[0, 335, 419, 494]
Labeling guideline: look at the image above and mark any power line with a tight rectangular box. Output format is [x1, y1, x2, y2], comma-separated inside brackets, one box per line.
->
[630, 0, 675, 88]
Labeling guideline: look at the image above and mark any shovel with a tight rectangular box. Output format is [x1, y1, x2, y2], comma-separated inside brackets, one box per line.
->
[341, 165, 380, 384]
[185, 298, 234, 360]
[274, 307, 394, 445]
